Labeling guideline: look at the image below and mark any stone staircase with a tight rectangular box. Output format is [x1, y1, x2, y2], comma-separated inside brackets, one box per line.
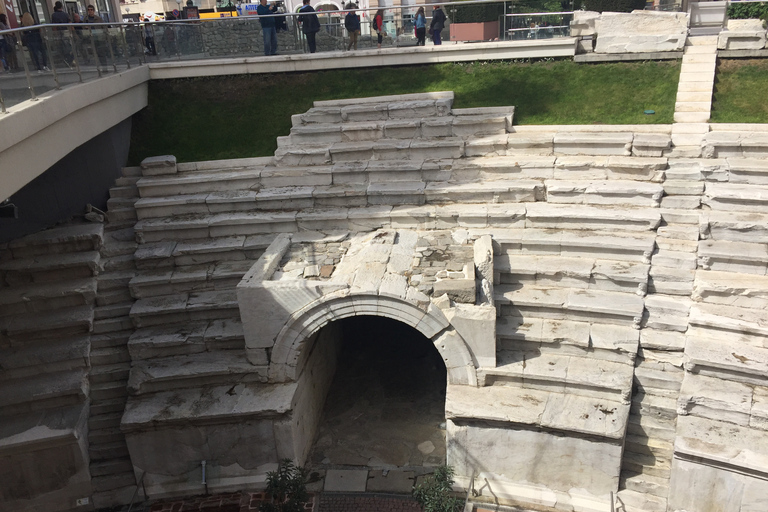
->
[88, 166, 141, 509]
[670, 36, 718, 158]
[0, 222, 102, 512]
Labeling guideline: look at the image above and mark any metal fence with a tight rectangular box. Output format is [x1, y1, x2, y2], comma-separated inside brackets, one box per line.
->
[0, 1, 579, 112]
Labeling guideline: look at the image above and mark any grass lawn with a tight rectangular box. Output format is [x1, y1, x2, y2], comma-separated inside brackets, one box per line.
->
[711, 59, 768, 123]
[128, 59, 680, 164]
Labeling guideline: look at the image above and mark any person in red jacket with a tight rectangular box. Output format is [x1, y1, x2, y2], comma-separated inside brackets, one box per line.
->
[373, 8, 383, 49]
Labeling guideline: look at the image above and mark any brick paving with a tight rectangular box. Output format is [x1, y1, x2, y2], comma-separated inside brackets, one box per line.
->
[145, 491, 423, 512]
[318, 493, 422, 512]
[147, 492, 313, 512]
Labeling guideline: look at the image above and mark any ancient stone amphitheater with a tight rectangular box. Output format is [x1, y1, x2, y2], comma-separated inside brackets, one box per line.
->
[2, 89, 767, 512]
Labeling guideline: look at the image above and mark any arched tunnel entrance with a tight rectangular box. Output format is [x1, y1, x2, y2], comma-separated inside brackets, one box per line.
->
[307, 315, 448, 470]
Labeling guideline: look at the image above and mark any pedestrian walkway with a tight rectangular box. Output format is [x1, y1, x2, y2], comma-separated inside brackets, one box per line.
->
[670, 35, 718, 157]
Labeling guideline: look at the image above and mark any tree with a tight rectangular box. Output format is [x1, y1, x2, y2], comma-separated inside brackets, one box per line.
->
[259, 459, 309, 512]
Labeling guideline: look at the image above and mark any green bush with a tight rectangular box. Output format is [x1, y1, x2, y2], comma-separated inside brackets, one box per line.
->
[583, 0, 646, 13]
[259, 459, 308, 512]
[727, 1, 768, 21]
[413, 465, 463, 512]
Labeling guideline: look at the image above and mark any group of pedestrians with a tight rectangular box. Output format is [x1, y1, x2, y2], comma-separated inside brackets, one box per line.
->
[0, 2, 105, 74]
[255, 2, 447, 56]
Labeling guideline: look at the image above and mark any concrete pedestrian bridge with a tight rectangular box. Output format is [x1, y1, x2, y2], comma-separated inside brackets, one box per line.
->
[2, 22, 768, 512]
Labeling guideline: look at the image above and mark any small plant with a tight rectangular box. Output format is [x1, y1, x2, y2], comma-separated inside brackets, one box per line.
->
[413, 465, 463, 512]
[259, 459, 309, 512]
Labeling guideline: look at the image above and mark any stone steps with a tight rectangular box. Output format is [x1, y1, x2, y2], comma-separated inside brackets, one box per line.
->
[703, 131, 768, 158]
[285, 112, 512, 146]
[1, 304, 95, 340]
[615, 489, 667, 512]
[495, 253, 649, 295]
[5, 222, 103, 259]
[495, 285, 644, 328]
[673, 41, 717, 125]
[90, 380, 128, 402]
[137, 167, 264, 198]
[524, 203, 661, 232]
[697, 239, 768, 274]
[495, 316, 639, 364]
[0, 250, 101, 284]
[620, 469, 670, 498]
[0, 336, 90, 380]
[135, 235, 274, 270]
[91, 346, 131, 366]
[293, 92, 454, 125]
[0, 277, 98, 316]
[702, 210, 768, 244]
[133, 204, 548, 244]
[127, 319, 244, 359]
[703, 182, 768, 213]
[480, 351, 633, 402]
[451, 154, 667, 181]
[493, 228, 656, 264]
[127, 351, 266, 395]
[89, 439, 130, 461]
[0, 369, 88, 415]
[134, 179, 548, 220]
[90, 457, 134, 478]
[544, 179, 663, 207]
[129, 289, 239, 328]
[129, 261, 252, 300]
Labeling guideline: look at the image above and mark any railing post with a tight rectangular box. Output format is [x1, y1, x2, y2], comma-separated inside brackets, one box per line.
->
[106, 26, 117, 73]
[42, 27, 61, 90]
[67, 26, 83, 82]
[119, 25, 130, 69]
[88, 26, 102, 77]
[16, 34, 37, 101]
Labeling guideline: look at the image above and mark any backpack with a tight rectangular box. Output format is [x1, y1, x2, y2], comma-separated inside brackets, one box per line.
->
[372, 15, 379, 31]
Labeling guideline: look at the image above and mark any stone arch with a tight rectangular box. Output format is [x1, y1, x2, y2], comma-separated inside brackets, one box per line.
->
[268, 292, 478, 386]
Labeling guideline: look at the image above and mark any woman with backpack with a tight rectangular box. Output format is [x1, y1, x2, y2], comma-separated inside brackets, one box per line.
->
[414, 6, 426, 46]
[373, 8, 383, 49]
[344, 3, 360, 51]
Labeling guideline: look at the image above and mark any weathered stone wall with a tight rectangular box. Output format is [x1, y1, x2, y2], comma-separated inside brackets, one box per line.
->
[4, 92, 768, 512]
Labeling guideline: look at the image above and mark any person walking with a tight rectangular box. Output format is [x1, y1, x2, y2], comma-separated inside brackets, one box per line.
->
[373, 8, 383, 49]
[51, 1, 74, 66]
[344, 3, 360, 51]
[257, 0, 278, 56]
[0, 13, 11, 71]
[429, 5, 446, 45]
[414, 6, 426, 46]
[21, 12, 48, 72]
[299, 0, 321, 54]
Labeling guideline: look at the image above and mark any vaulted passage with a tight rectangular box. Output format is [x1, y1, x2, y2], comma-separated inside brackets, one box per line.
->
[308, 316, 447, 469]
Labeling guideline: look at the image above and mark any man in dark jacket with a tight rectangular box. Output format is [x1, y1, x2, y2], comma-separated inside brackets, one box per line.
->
[429, 5, 446, 45]
[51, 1, 74, 65]
[299, 0, 321, 53]
[257, 0, 278, 55]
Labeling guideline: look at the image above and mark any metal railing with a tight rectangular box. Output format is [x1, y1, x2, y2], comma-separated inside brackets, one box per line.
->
[502, 12, 573, 41]
[0, 1, 576, 112]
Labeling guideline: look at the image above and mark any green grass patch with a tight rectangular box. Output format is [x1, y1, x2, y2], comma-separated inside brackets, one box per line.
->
[128, 59, 680, 164]
[711, 59, 768, 124]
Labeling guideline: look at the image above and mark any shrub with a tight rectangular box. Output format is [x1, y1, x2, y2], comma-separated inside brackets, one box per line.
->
[259, 459, 309, 512]
[727, 1, 768, 21]
[413, 465, 463, 512]
[583, 0, 646, 13]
